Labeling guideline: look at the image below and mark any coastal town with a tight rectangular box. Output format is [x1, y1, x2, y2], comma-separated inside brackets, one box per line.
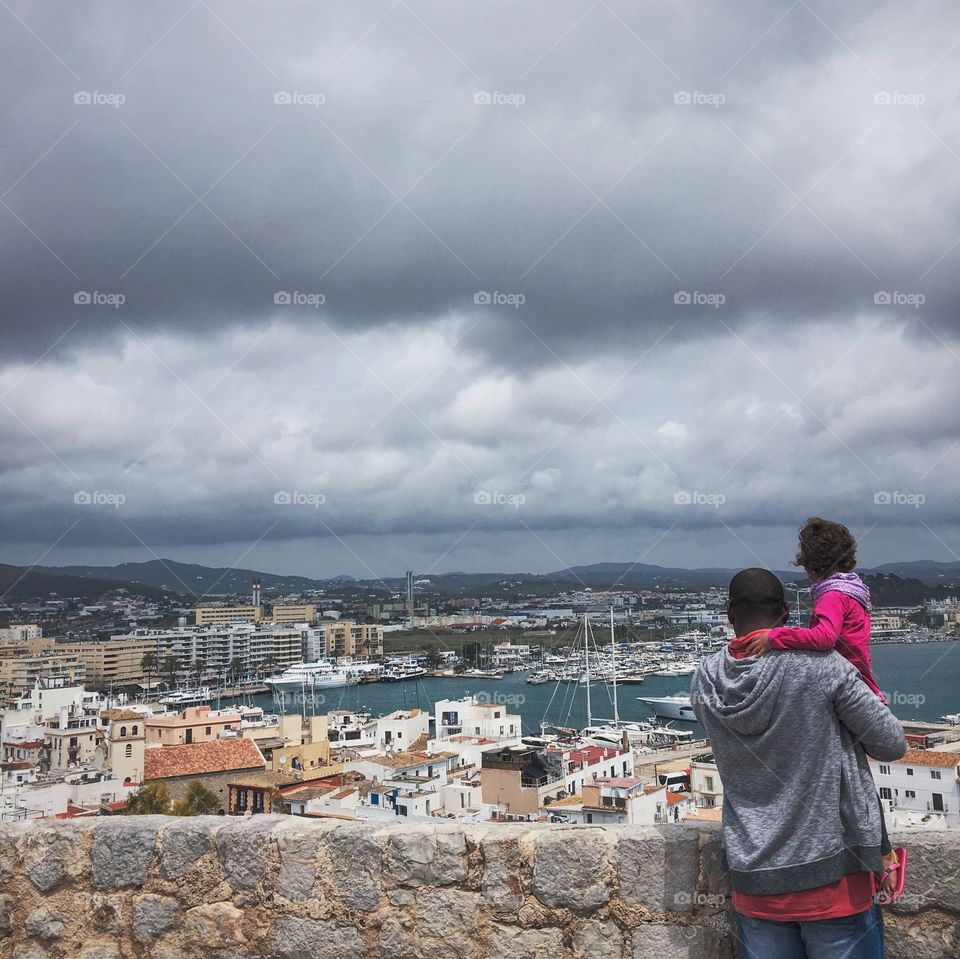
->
[2, 574, 959, 831]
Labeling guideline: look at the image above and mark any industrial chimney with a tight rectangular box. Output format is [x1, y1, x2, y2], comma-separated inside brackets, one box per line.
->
[252, 579, 262, 608]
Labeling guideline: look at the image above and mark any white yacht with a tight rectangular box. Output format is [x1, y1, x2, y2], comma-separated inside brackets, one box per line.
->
[637, 694, 697, 721]
[264, 662, 360, 695]
[160, 686, 212, 708]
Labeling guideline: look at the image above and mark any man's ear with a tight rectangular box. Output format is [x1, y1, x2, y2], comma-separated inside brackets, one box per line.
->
[726, 601, 735, 626]
[778, 602, 790, 626]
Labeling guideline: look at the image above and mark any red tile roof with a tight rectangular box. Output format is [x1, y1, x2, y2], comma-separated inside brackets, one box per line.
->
[144, 738, 265, 780]
[895, 749, 960, 769]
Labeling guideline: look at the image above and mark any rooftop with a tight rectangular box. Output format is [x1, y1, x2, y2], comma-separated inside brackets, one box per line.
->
[144, 738, 265, 780]
[894, 749, 960, 769]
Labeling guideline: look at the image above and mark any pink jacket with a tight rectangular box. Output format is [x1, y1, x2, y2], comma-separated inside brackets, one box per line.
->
[769, 591, 884, 702]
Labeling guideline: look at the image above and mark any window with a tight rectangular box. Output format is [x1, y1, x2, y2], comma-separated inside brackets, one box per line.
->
[906, 768, 913, 776]
[905, 790, 916, 799]
[125, 743, 132, 758]
[931, 770, 942, 780]
[705, 776, 715, 792]
[205, 726, 211, 735]
[132, 726, 138, 736]
[879, 787, 892, 801]
[120, 726, 127, 737]
[878, 764, 890, 775]
[236, 789, 248, 810]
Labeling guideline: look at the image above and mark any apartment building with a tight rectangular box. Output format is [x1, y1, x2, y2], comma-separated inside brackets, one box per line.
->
[0, 647, 86, 698]
[70, 637, 155, 687]
[94, 709, 146, 784]
[272, 604, 317, 625]
[45, 704, 100, 771]
[0, 625, 42, 643]
[870, 749, 960, 827]
[690, 754, 723, 809]
[194, 605, 263, 626]
[434, 696, 522, 741]
[145, 705, 242, 745]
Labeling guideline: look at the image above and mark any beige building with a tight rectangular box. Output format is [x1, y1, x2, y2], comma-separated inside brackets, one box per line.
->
[0, 624, 42, 643]
[272, 604, 317, 625]
[145, 705, 243, 746]
[45, 705, 99, 770]
[323, 621, 384, 658]
[71, 638, 155, 687]
[95, 709, 146, 783]
[195, 605, 263, 626]
[0, 647, 86, 699]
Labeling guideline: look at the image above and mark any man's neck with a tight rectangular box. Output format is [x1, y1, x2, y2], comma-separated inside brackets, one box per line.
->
[733, 620, 779, 637]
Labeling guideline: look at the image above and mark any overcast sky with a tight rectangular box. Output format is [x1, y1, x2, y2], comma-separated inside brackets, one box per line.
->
[1, 1, 958, 579]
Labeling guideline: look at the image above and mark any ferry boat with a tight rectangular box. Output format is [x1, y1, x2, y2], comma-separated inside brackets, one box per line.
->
[380, 663, 427, 682]
[637, 694, 697, 721]
[264, 662, 360, 695]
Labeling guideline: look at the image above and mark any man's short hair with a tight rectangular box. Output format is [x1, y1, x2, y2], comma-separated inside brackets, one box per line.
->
[728, 568, 785, 617]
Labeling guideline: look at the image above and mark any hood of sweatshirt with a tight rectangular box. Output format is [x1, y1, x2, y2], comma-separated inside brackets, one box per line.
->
[694, 643, 788, 737]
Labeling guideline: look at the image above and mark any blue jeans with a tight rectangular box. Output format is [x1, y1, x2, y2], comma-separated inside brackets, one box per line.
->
[735, 905, 884, 959]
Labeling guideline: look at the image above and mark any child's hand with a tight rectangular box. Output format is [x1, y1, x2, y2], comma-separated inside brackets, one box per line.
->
[745, 631, 773, 656]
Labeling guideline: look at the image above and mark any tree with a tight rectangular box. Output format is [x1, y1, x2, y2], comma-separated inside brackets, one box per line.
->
[191, 658, 207, 687]
[126, 781, 171, 815]
[228, 657, 246, 684]
[172, 781, 220, 816]
[162, 654, 180, 688]
[140, 652, 159, 693]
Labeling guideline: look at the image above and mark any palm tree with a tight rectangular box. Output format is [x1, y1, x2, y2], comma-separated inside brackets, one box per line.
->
[191, 658, 207, 688]
[228, 657, 245, 684]
[162, 654, 180, 689]
[140, 652, 159, 695]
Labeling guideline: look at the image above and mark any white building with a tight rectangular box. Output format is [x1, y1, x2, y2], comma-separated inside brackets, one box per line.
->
[375, 709, 430, 750]
[542, 777, 680, 825]
[690, 754, 723, 809]
[870, 750, 960, 828]
[434, 696, 522, 742]
[0, 624, 42, 643]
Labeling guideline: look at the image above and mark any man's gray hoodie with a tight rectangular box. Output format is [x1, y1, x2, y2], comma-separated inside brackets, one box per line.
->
[690, 647, 907, 895]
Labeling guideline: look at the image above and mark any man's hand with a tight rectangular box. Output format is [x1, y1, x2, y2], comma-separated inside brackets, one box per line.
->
[745, 630, 773, 656]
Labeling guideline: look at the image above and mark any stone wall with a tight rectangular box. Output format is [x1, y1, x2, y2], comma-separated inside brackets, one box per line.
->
[0, 817, 956, 958]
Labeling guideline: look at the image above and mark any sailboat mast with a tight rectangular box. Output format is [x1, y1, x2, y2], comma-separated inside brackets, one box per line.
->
[610, 606, 619, 725]
[584, 614, 592, 727]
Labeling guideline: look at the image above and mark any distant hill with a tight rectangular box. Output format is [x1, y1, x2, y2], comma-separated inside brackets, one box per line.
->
[0, 564, 171, 603]
[43, 560, 325, 598]
[867, 561, 960, 588]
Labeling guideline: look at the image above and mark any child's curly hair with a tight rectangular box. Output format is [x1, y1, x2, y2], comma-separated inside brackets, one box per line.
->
[794, 516, 857, 579]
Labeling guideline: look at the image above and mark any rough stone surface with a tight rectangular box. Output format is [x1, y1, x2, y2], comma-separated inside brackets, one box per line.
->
[132, 893, 180, 942]
[325, 825, 382, 909]
[382, 827, 467, 887]
[92, 816, 161, 888]
[532, 828, 611, 910]
[216, 817, 279, 891]
[25, 908, 65, 941]
[488, 924, 564, 959]
[573, 919, 626, 958]
[0, 819, 955, 959]
[159, 816, 217, 879]
[22, 820, 91, 891]
[619, 827, 700, 912]
[274, 918, 364, 959]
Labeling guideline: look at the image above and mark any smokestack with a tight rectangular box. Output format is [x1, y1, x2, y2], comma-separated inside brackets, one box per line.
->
[405, 570, 414, 621]
[252, 579, 262, 608]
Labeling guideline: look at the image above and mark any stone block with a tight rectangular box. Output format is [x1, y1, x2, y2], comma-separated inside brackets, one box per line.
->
[531, 828, 611, 910]
[415, 888, 482, 958]
[381, 827, 467, 888]
[23, 820, 92, 891]
[92, 817, 161, 889]
[619, 827, 699, 913]
[275, 821, 321, 903]
[274, 918, 364, 959]
[216, 817, 277, 891]
[481, 832, 525, 914]
[573, 919, 626, 958]
[488, 924, 564, 959]
[185, 902, 247, 949]
[159, 817, 216, 880]
[325, 825, 382, 909]
[133, 893, 180, 942]
[631, 925, 712, 959]
[25, 907, 66, 941]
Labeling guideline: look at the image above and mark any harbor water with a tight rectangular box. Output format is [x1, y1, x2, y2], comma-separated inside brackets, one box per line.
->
[217, 640, 960, 737]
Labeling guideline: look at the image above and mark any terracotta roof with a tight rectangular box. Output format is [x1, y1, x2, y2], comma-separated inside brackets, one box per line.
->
[666, 791, 689, 806]
[545, 793, 583, 808]
[100, 709, 143, 721]
[895, 749, 960, 769]
[144, 738, 265, 780]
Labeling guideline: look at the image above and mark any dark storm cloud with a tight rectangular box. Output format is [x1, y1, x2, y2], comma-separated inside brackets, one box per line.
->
[1, 1, 959, 572]
[2, 0, 959, 362]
